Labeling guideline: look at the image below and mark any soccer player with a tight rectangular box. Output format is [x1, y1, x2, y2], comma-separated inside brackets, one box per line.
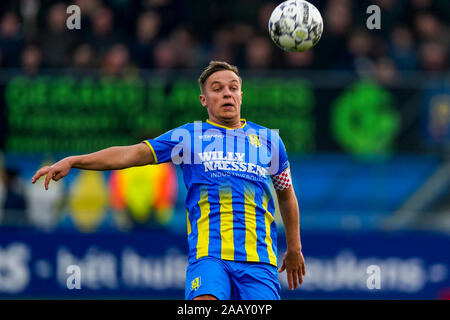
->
[31, 61, 306, 300]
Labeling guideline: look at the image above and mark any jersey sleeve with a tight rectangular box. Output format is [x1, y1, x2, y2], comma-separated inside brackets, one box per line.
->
[144, 125, 189, 164]
[269, 132, 292, 191]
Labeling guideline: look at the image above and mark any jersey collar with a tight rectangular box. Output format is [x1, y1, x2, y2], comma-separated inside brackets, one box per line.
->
[206, 119, 247, 130]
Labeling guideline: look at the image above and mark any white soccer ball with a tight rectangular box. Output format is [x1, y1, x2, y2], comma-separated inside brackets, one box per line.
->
[268, 0, 323, 52]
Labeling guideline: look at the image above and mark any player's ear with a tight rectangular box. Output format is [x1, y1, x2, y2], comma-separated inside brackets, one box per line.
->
[199, 94, 207, 107]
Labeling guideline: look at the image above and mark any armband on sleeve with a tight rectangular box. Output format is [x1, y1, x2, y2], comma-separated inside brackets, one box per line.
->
[271, 167, 292, 191]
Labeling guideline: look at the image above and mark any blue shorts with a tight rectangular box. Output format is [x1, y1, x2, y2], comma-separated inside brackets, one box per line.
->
[185, 256, 281, 300]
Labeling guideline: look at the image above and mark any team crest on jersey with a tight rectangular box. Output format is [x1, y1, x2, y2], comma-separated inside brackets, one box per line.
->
[248, 134, 261, 147]
[191, 277, 201, 291]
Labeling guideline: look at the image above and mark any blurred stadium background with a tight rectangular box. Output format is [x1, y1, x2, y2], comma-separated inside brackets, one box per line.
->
[0, 0, 449, 299]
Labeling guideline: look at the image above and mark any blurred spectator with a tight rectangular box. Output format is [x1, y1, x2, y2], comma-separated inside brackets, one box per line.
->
[87, 6, 120, 57]
[231, 24, 255, 43]
[231, 24, 255, 66]
[335, 28, 374, 75]
[244, 36, 273, 69]
[388, 26, 418, 70]
[169, 26, 198, 68]
[373, 56, 398, 85]
[0, 12, 25, 67]
[40, 3, 78, 68]
[130, 11, 161, 69]
[73, 0, 102, 38]
[72, 43, 97, 70]
[101, 43, 135, 76]
[21, 43, 42, 75]
[316, 0, 352, 69]
[419, 41, 448, 73]
[0, 167, 28, 227]
[414, 12, 447, 44]
[153, 39, 177, 71]
[257, 2, 277, 34]
[209, 27, 236, 64]
[75, 0, 102, 16]
[347, 29, 373, 58]
[411, 0, 433, 11]
[284, 50, 315, 69]
[371, 0, 403, 36]
[142, 0, 183, 36]
[18, 0, 40, 37]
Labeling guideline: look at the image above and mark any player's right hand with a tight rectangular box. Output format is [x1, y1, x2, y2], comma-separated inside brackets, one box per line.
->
[31, 159, 72, 190]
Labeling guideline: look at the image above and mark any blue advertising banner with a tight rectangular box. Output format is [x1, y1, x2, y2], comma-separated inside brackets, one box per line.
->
[1, 230, 449, 299]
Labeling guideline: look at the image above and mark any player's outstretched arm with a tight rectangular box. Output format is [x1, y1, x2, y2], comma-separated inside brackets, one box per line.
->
[276, 185, 306, 290]
[31, 142, 154, 190]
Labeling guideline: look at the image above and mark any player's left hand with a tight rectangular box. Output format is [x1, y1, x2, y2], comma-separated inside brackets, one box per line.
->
[278, 250, 306, 290]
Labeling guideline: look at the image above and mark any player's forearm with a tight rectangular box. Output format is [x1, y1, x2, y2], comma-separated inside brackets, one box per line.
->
[67, 146, 133, 171]
[278, 193, 302, 252]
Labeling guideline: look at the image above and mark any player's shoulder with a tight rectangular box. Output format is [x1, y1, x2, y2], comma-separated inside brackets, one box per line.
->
[245, 120, 282, 138]
[245, 120, 269, 130]
[170, 122, 197, 132]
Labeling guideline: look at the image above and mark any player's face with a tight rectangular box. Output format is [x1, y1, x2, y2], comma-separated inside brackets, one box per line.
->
[200, 70, 243, 127]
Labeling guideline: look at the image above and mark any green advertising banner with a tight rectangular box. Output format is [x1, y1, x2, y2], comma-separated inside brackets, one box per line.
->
[0, 73, 424, 155]
[3, 75, 316, 153]
[331, 80, 400, 155]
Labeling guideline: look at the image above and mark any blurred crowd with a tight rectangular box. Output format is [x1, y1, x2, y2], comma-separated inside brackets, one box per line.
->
[0, 0, 448, 81]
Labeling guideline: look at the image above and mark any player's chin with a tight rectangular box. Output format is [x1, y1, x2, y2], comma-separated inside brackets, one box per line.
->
[219, 109, 238, 118]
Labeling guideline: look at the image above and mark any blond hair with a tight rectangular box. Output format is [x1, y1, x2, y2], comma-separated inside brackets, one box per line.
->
[198, 61, 241, 93]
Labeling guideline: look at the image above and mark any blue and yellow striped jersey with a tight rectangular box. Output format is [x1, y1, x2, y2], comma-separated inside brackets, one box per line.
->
[145, 119, 290, 267]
